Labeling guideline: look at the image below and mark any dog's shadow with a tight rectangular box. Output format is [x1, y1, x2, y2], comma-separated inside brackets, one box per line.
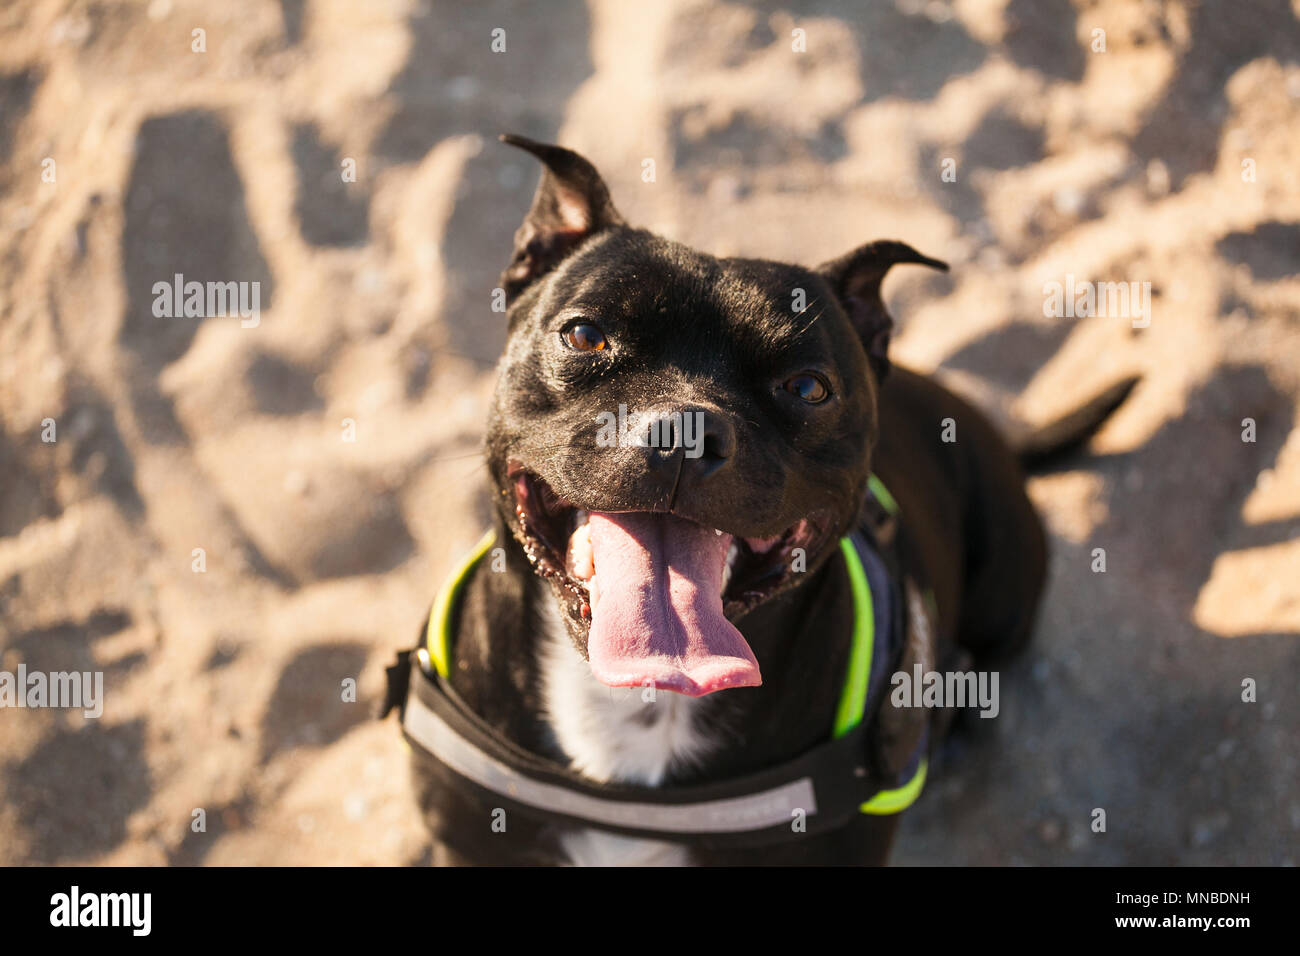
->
[895, 337, 1297, 862]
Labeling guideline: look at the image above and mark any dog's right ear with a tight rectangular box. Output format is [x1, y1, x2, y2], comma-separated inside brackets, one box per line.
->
[499, 134, 625, 302]
[817, 240, 947, 381]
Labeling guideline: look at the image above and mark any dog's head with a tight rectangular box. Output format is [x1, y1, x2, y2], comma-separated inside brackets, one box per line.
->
[486, 135, 945, 697]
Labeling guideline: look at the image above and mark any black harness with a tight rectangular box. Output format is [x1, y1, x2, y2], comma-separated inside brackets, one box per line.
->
[381, 478, 938, 847]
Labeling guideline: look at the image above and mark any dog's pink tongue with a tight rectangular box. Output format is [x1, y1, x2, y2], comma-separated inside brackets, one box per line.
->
[586, 512, 761, 697]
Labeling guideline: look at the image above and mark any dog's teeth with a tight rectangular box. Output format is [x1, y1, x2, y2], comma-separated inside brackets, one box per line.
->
[721, 541, 739, 595]
[566, 518, 595, 581]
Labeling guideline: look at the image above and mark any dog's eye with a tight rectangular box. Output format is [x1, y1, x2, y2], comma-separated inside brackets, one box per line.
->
[783, 373, 830, 404]
[561, 323, 607, 352]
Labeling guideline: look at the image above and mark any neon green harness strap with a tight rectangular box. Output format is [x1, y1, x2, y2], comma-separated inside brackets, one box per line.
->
[834, 517, 927, 816]
[867, 474, 900, 516]
[425, 475, 925, 815]
[862, 758, 928, 814]
[426, 530, 496, 678]
[832, 536, 875, 738]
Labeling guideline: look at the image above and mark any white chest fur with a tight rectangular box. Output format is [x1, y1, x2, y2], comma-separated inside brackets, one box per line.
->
[534, 585, 716, 865]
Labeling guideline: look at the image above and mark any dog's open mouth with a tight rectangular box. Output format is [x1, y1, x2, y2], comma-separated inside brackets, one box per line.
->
[509, 467, 834, 697]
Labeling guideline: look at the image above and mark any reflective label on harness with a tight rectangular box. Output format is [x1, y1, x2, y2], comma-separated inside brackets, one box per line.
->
[403, 690, 819, 834]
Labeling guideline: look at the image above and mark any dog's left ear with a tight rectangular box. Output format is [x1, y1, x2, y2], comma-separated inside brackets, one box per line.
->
[817, 241, 947, 380]
[500, 134, 626, 302]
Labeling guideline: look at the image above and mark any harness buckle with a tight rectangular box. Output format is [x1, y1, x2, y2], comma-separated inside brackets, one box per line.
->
[378, 650, 414, 721]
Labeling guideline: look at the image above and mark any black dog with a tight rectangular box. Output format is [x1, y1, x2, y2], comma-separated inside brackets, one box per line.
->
[385, 135, 1135, 866]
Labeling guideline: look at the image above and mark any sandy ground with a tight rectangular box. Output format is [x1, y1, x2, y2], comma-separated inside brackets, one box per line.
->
[0, 0, 1297, 865]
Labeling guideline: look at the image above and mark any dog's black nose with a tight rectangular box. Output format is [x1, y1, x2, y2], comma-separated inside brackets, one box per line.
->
[640, 406, 735, 482]
[690, 407, 736, 480]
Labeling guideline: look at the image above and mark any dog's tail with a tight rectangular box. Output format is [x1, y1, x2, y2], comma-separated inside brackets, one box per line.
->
[1015, 375, 1140, 472]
